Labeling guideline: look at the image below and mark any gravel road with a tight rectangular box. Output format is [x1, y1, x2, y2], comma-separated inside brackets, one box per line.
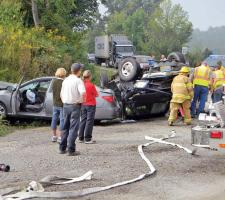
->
[1, 118, 225, 200]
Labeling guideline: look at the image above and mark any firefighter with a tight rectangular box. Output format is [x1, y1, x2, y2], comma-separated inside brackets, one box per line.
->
[190, 62, 211, 117]
[211, 64, 225, 103]
[168, 66, 193, 126]
[217, 60, 224, 73]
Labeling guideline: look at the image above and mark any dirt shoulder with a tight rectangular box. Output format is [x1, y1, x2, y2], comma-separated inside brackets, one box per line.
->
[1, 118, 225, 200]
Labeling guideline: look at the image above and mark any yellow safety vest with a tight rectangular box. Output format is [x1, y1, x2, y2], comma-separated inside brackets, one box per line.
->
[171, 74, 193, 103]
[193, 65, 210, 87]
[212, 69, 225, 90]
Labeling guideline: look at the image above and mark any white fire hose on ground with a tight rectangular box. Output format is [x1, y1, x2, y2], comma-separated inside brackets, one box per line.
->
[0, 131, 197, 200]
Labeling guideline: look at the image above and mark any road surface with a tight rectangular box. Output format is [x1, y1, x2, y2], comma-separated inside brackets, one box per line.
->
[0, 118, 225, 200]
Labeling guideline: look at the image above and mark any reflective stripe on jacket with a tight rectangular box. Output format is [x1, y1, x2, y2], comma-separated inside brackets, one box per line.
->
[171, 74, 193, 103]
[193, 65, 211, 87]
[212, 69, 225, 90]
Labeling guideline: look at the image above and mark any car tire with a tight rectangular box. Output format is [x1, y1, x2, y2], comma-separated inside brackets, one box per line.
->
[0, 102, 7, 118]
[167, 52, 186, 64]
[118, 57, 140, 82]
[100, 72, 109, 88]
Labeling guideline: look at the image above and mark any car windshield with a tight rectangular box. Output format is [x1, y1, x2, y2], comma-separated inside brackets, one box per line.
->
[116, 46, 133, 53]
[204, 55, 225, 67]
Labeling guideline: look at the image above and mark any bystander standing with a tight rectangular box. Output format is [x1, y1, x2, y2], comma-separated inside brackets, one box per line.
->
[59, 63, 86, 156]
[51, 68, 67, 143]
[79, 70, 98, 144]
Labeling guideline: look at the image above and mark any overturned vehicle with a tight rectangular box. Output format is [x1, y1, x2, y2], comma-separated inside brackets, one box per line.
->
[100, 52, 186, 119]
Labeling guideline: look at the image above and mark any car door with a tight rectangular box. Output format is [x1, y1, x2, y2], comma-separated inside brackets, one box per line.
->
[44, 79, 54, 118]
[11, 78, 52, 118]
[11, 77, 24, 115]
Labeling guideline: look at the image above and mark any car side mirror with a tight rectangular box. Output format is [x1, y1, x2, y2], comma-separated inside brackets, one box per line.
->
[6, 86, 15, 93]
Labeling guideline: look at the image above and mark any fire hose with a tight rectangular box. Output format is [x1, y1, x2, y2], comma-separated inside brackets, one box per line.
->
[1, 132, 196, 200]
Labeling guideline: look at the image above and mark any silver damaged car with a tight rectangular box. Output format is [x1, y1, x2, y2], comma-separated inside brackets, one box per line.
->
[0, 77, 120, 122]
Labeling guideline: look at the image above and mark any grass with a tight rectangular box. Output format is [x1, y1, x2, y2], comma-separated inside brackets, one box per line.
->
[0, 117, 49, 137]
[0, 118, 12, 136]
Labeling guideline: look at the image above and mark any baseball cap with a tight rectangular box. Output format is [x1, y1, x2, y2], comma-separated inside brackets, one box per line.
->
[71, 63, 84, 72]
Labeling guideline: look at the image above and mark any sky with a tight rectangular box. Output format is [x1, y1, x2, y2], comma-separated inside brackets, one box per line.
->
[171, 0, 225, 30]
[99, 0, 225, 31]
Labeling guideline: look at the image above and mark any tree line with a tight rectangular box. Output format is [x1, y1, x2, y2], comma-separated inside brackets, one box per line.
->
[0, 0, 193, 83]
[87, 0, 193, 57]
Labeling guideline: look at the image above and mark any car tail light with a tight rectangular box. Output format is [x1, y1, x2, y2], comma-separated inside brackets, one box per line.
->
[210, 131, 223, 139]
[219, 144, 225, 148]
[101, 96, 114, 103]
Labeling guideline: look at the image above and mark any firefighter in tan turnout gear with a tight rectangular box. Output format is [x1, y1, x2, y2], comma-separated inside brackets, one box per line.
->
[168, 67, 193, 126]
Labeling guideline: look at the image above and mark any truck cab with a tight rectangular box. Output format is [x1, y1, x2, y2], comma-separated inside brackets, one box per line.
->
[95, 34, 134, 67]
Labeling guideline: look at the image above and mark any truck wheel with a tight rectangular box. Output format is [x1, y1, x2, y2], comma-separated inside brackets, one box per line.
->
[100, 72, 109, 88]
[167, 52, 186, 64]
[118, 58, 140, 82]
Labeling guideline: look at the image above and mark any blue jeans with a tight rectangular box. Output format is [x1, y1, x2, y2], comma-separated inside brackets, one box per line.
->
[212, 88, 223, 103]
[191, 85, 209, 116]
[60, 104, 81, 153]
[51, 106, 64, 131]
[79, 105, 96, 142]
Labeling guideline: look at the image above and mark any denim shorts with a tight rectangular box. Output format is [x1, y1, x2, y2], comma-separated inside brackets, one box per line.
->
[51, 106, 64, 131]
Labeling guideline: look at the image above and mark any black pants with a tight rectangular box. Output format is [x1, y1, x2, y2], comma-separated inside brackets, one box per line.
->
[79, 105, 96, 142]
[60, 104, 81, 153]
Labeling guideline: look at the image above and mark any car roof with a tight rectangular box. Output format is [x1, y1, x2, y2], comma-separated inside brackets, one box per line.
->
[204, 55, 225, 67]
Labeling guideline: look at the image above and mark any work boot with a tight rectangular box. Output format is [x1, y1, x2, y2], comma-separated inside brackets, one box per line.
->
[185, 122, 192, 126]
[59, 150, 67, 154]
[168, 121, 173, 126]
[68, 151, 81, 156]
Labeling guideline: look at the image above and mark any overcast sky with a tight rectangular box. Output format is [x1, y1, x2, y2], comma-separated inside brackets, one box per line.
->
[171, 0, 225, 30]
[99, 0, 225, 31]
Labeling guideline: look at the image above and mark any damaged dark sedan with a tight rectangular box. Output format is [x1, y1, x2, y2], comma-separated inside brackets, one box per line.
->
[100, 52, 186, 119]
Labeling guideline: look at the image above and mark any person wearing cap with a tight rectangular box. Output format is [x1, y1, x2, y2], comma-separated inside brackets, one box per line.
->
[59, 63, 86, 156]
[78, 70, 98, 144]
[51, 68, 67, 143]
[211, 64, 225, 103]
[190, 62, 211, 117]
[168, 66, 193, 126]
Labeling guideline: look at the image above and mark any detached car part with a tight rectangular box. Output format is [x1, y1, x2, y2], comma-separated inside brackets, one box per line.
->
[192, 101, 225, 153]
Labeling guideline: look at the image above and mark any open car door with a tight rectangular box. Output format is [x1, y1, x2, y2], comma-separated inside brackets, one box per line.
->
[11, 77, 24, 115]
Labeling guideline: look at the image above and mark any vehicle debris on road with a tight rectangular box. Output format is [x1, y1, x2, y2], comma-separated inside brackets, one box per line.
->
[0, 164, 10, 172]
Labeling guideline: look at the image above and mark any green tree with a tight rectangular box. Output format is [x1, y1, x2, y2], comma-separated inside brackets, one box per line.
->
[102, 0, 162, 15]
[105, 0, 163, 54]
[0, 0, 100, 82]
[146, 0, 193, 56]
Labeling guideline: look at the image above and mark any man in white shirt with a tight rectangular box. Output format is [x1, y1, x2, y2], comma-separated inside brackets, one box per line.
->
[59, 63, 86, 156]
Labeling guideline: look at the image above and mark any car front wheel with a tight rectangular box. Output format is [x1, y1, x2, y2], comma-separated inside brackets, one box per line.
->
[0, 102, 7, 118]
